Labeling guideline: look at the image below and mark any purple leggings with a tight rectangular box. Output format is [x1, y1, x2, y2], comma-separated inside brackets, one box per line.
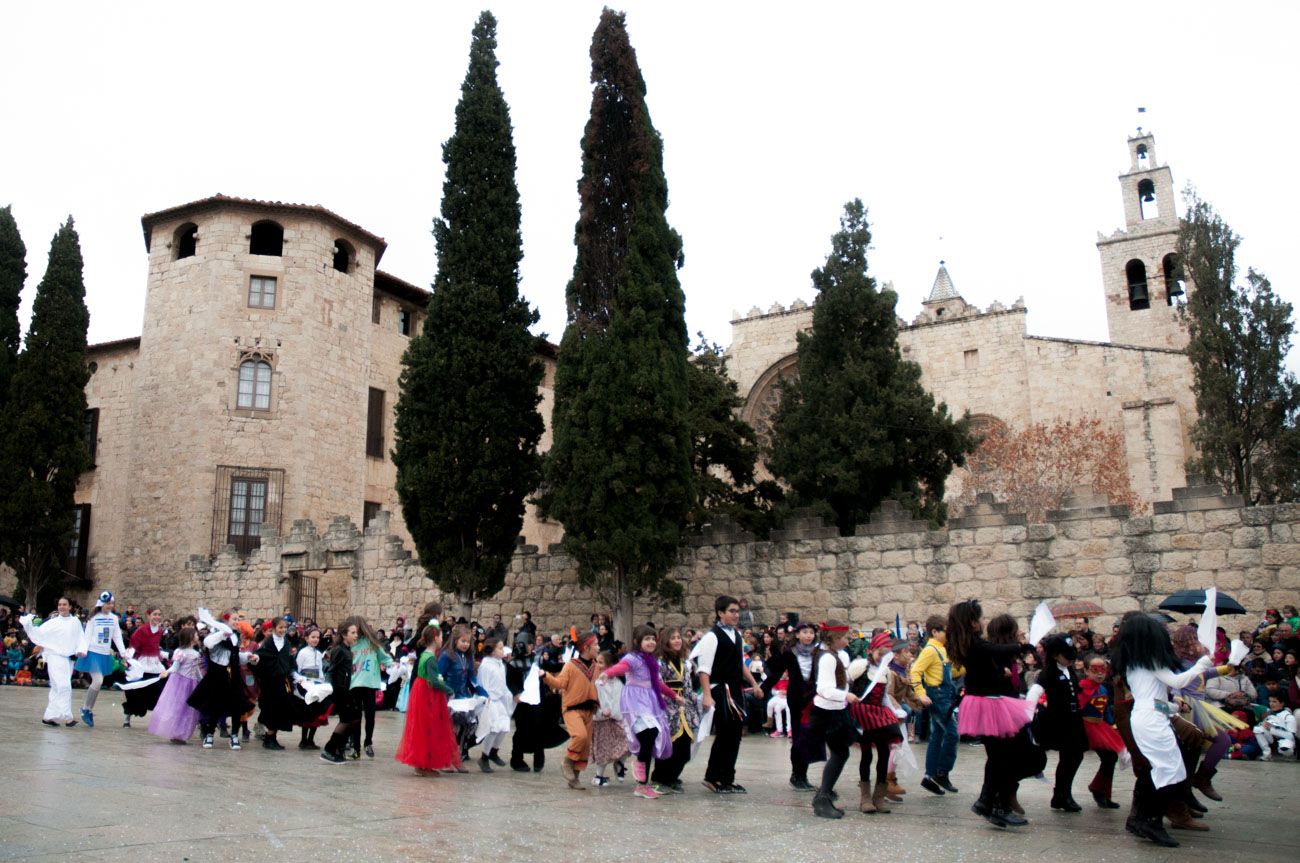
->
[1202, 731, 1231, 771]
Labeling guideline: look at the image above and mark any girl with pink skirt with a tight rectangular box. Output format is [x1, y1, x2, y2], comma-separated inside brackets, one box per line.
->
[149, 626, 205, 743]
[947, 602, 1046, 829]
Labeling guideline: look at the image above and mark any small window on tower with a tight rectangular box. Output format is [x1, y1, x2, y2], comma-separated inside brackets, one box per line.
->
[398, 309, 412, 336]
[174, 223, 198, 260]
[249, 220, 284, 256]
[1126, 259, 1150, 311]
[1162, 254, 1185, 306]
[1137, 179, 1159, 220]
[332, 239, 353, 273]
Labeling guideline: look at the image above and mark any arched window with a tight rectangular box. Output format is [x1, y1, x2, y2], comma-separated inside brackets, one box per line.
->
[1136, 143, 1149, 169]
[1126, 259, 1149, 310]
[1162, 253, 1185, 305]
[237, 356, 273, 410]
[1137, 178, 1159, 220]
[249, 220, 283, 256]
[332, 239, 353, 273]
[174, 223, 198, 260]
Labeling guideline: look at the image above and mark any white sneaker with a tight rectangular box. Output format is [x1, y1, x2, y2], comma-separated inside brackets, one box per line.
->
[202, 735, 214, 749]
[592, 776, 609, 787]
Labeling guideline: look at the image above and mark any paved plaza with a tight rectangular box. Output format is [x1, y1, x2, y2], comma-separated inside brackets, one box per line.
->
[0, 686, 1295, 862]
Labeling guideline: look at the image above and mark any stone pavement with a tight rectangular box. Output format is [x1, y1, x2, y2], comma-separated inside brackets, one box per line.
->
[0, 686, 1295, 862]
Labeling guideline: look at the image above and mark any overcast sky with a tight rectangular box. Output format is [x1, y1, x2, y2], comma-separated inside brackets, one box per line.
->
[3, 2, 1297, 358]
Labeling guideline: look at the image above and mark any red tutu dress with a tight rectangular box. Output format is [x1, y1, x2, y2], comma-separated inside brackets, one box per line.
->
[395, 650, 462, 771]
[849, 668, 904, 742]
[1078, 677, 1125, 753]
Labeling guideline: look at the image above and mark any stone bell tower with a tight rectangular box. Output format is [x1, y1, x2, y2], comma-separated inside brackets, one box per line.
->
[1096, 131, 1189, 349]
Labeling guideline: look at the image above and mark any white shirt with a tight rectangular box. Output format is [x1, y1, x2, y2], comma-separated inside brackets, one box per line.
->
[21, 613, 83, 658]
[691, 624, 738, 678]
[80, 612, 127, 657]
[814, 649, 850, 710]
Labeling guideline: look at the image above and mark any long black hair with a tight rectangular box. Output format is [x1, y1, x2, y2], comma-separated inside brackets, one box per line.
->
[945, 600, 983, 666]
[1111, 611, 1180, 677]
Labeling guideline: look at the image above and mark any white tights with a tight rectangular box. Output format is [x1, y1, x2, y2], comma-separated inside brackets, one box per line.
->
[82, 672, 104, 710]
[767, 694, 790, 734]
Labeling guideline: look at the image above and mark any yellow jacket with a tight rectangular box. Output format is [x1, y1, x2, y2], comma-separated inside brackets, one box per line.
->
[909, 640, 964, 698]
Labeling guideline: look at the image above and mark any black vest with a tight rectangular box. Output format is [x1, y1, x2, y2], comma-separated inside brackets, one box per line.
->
[709, 623, 743, 696]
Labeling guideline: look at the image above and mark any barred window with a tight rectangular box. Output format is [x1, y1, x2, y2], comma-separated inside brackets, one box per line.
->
[212, 466, 284, 556]
[83, 407, 99, 466]
[248, 275, 277, 309]
[67, 504, 92, 580]
[237, 358, 273, 410]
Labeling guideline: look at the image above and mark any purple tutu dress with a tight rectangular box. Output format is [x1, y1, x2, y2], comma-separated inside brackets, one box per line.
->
[148, 648, 205, 741]
[615, 652, 673, 760]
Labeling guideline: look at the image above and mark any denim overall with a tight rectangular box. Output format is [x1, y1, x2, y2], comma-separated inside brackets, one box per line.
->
[923, 647, 958, 779]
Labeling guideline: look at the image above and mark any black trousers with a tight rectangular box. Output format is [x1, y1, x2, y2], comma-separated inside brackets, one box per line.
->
[635, 728, 658, 767]
[980, 729, 1046, 805]
[650, 733, 692, 785]
[858, 735, 891, 784]
[1054, 743, 1086, 799]
[349, 686, 378, 749]
[705, 705, 743, 786]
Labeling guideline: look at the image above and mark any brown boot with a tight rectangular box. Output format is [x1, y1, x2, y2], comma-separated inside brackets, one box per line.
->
[1167, 799, 1209, 831]
[858, 781, 877, 813]
[886, 772, 906, 801]
[1009, 792, 1025, 815]
[872, 781, 892, 813]
[1191, 767, 1223, 802]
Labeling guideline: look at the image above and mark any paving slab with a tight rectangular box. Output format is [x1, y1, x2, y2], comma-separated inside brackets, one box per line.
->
[0, 686, 1295, 862]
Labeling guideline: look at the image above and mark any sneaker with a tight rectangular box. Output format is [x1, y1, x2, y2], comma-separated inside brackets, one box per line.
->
[202, 735, 214, 749]
[347, 747, 361, 761]
[365, 745, 374, 759]
[769, 730, 783, 738]
[670, 781, 684, 794]
[591, 776, 610, 787]
[634, 784, 661, 799]
[652, 783, 674, 796]
[122, 716, 131, 728]
[262, 737, 285, 751]
[613, 762, 626, 782]
[298, 741, 319, 750]
[936, 775, 959, 794]
[320, 749, 346, 764]
[726, 783, 748, 794]
[230, 736, 241, 750]
[920, 776, 946, 795]
[81, 708, 94, 728]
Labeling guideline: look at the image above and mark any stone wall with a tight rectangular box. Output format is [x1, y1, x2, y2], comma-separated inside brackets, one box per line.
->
[176, 480, 1299, 639]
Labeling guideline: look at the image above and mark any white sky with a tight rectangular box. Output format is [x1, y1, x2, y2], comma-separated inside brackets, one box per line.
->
[3, 2, 1298, 357]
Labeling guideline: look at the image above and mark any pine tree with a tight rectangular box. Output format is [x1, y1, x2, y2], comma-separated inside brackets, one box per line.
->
[768, 201, 974, 533]
[393, 11, 544, 616]
[1178, 188, 1300, 503]
[539, 8, 693, 640]
[0, 219, 91, 605]
[0, 205, 25, 411]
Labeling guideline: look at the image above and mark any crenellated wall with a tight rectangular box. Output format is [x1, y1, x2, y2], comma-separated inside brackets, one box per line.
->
[174, 480, 1298, 638]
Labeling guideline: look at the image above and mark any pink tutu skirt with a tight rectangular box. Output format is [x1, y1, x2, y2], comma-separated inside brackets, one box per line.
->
[957, 695, 1032, 739]
[148, 674, 202, 741]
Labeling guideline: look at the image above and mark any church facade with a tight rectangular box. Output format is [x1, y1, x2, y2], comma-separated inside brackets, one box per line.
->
[726, 132, 1195, 508]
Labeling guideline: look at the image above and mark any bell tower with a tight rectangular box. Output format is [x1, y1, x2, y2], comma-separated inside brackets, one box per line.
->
[1096, 131, 1188, 349]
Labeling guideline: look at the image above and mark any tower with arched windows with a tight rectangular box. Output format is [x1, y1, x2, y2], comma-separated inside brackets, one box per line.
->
[1096, 131, 1188, 349]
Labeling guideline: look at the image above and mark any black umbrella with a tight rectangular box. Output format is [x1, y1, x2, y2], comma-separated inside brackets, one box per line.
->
[1158, 589, 1247, 615]
[0, 595, 19, 609]
[1149, 612, 1178, 624]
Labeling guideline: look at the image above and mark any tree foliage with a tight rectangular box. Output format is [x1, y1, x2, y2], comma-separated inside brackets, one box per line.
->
[393, 11, 544, 611]
[1178, 188, 1300, 504]
[768, 200, 974, 534]
[0, 205, 25, 413]
[956, 416, 1141, 521]
[687, 337, 782, 536]
[539, 8, 693, 637]
[0, 219, 91, 604]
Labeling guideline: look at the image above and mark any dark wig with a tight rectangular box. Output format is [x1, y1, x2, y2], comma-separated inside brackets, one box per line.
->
[1111, 611, 1180, 677]
[1043, 634, 1077, 663]
[986, 613, 1019, 645]
[945, 599, 983, 666]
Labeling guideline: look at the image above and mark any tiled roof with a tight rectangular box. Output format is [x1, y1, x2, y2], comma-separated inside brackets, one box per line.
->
[927, 261, 960, 302]
[140, 194, 388, 262]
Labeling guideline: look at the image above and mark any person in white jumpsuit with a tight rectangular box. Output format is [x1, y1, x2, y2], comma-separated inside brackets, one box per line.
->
[20, 597, 84, 726]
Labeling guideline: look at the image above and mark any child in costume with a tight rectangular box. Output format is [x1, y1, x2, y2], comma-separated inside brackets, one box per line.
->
[590, 651, 630, 787]
[346, 615, 393, 759]
[543, 631, 601, 790]
[254, 616, 297, 751]
[1169, 624, 1246, 802]
[474, 637, 514, 772]
[848, 632, 905, 814]
[21, 597, 84, 726]
[911, 613, 963, 796]
[1077, 654, 1125, 808]
[188, 610, 255, 750]
[767, 674, 791, 737]
[600, 625, 682, 800]
[948, 605, 1044, 829]
[394, 624, 461, 775]
[1253, 694, 1297, 759]
[119, 606, 167, 727]
[885, 643, 924, 795]
[293, 626, 331, 750]
[762, 622, 823, 791]
[651, 627, 702, 793]
[1037, 634, 1089, 814]
[320, 620, 363, 764]
[438, 624, 485, 766]
[148, 626, 204, 743]
[74, 591, 128, 728]
[809, 620, 859, 819]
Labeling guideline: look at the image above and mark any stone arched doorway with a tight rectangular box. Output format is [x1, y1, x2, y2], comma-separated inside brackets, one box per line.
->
[742, 354, 799, 475]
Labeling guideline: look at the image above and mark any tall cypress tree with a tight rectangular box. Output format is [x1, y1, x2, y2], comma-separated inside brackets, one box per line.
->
[768, 201, 974, 533]
[0, 219, 91, 605]
[539, 8, 693, 640]
[0, 205, 25, 412]
[393, 11, 544, 616]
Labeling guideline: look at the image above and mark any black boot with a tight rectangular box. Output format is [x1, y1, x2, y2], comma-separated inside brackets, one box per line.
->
[1050, 793, 1083, 812]
[813, 792, 844, 819]
[488, 748, 506, 767]
[790, 772, 814, 792]
[1139, 815, 1180, 848]
[997, 790, 1028, 827]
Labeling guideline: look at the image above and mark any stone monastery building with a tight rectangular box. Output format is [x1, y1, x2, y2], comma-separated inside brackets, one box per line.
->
[63, 132, 1195, 619]
[727, 130, 1193, 507]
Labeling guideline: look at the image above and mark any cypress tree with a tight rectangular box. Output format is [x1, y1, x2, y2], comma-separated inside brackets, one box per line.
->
[0, 205, 25, 411]
[393, 11, 544, 616]
[1178, 189, 1300, 503]
[0, 219, 91, 605]
[539, 8, 693, 640]
[768, 200, 974, 533]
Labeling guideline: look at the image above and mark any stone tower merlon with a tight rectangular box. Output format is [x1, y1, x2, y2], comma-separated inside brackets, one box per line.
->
[1096, 131, 1189, 350]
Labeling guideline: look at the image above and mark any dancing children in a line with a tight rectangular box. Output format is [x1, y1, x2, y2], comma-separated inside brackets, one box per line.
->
[1037, 634, 1089, 812]
[591, 651, 630, 787]
[120, 607, 166, 727]
[650, 627, 702, 792]
[320, 620, 363, 764]
[394, 623, 461, 775]
[474, 637, 514, 772]
[254, 616, 297, 751]
[910, 613, 961, 796]
[1078, 653, 1125, 808]
[188, 610, 254, 750]
[849, 631, 904, 814]
[75, 591, 128, 728]
[20, 598, 83, 727]
[809, 620, 858, 819]
[294, 627, 330, 750]
[347, 615, 394, 759]
[600, 625, 683, 799]
[148, 625, 204, 743]
[543, 632, 600, 789]
[763, 621, 822, 791]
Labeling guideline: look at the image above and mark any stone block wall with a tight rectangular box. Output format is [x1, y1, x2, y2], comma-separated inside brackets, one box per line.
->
[174, 481, 1299, 640]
